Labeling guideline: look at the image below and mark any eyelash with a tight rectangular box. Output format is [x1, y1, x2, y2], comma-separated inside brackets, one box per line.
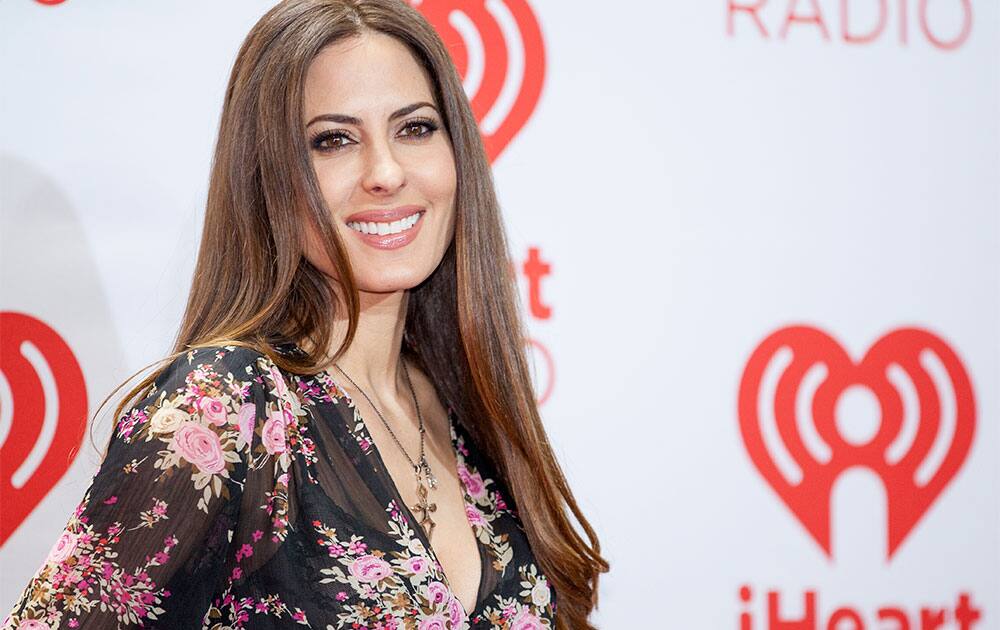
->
[309, 117, 440, 152]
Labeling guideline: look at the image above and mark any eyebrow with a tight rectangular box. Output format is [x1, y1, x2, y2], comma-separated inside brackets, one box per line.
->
[305, 101, 438, 128]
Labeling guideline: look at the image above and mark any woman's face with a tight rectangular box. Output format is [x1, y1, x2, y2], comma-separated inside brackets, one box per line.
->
[301, 31, 457, 295]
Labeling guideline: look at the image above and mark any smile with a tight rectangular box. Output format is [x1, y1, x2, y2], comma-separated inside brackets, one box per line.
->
[347, 211, 422, 236]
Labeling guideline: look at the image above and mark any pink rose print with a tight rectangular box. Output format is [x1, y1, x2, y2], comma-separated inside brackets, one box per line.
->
[405, 555, 428, 576]
[172, 421, 226, 474]
[237, 402, 256, 444]
[45, 531, 78, 565]
[198, 396, 227, 426]
[448, 594, 468, 624]
[17, 621, 50, 630]
[510, 608, 543, 630]
[426, 580, 449, 606]
[348, 554, 392, 583]
[261, 410, 288, 455]
[418, 614, 447, 630]
[464, 503, 487, 527]
[457, 464, 486, 500]
[269, 365, 289, 399]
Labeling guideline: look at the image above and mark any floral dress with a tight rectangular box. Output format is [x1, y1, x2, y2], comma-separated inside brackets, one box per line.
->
[3, 344, 556, 629]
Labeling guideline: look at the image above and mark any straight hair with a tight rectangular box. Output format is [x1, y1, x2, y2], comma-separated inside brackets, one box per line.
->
[91, 1, 608, 626]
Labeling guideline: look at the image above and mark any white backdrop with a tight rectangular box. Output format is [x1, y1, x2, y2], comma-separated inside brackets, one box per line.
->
[1, 1, 997, 627]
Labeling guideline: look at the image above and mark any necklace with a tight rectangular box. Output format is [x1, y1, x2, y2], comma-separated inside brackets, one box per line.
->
[333, 360, 440, 540]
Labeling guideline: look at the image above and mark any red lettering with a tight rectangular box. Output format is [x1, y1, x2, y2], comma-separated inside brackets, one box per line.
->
[827, 608, 863, 630]
[780, 0, 832, 39]
[525, 337, 555, 404]
[725, 0, 970, 49]
[954, 594, 981, 630]
[899, 0, 909, 43]
[877, 607, 911, 630]
[522, 246, 552, 320]
[769, 590, 816, 630]
[919, 0, 972, 50]
[740, 587, 980, 630]
[919, 608, 945, 630]
[842, 0, 888, 43]
[742, 585, 754, 630]
[728, 0, 770, 37]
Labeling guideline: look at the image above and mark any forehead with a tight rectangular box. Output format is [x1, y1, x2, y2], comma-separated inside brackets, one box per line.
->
[303, 31, 436, 118]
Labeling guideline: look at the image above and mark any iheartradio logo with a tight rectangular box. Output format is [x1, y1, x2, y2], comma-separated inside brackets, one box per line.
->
[0, 312, 88, 547]
[411, 0, 545, 162]
[726, 0, 973, 50]
[738, 325, 975, 560]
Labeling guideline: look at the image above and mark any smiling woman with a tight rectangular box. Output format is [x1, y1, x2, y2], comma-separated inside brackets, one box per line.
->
[299, 36, 457, 290]
[2, 1, 607, 630]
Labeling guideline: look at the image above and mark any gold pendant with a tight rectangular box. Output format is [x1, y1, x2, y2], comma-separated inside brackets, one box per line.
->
[411, 478, 437, 540]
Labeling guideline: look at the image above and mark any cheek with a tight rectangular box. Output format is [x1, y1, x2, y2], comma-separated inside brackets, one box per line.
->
[315, 164, 355, 211]
[414, 151, 457, 227]
[303, 166, 356, 269]
[436, 152, 458, 202]
[301, 221, 337, 277]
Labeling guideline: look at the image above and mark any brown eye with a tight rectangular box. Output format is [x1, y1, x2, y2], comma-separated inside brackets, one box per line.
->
[310, 130, 353, 152]
[400, 118, 439, 138]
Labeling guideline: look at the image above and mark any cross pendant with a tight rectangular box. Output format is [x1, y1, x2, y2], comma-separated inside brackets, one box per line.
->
[411, 477, 437, 540]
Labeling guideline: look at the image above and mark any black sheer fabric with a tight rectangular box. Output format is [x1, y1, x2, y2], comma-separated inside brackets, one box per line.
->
[3, 344, 556, 629]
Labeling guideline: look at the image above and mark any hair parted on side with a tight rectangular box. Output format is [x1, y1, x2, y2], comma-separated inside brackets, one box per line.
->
[87, 0, 608, 626]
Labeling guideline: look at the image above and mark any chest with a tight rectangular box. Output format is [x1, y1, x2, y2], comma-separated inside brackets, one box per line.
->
[371, 416, 485, 614]
[267, 367, 554, 626]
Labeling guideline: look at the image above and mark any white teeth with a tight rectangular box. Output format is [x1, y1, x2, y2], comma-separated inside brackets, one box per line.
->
[347, 212, 422, 236]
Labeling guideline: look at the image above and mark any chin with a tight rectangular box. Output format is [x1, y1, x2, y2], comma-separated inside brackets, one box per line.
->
[355, 269, 435, 294]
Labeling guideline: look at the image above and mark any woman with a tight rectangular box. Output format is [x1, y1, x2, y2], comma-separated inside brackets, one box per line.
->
[3, 0, 607, 628]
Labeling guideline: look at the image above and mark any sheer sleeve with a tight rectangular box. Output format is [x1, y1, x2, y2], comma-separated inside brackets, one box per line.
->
[2, 345, 287, 629]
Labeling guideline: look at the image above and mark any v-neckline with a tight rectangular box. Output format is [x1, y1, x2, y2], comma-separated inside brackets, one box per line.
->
[313, 364, 489, 620]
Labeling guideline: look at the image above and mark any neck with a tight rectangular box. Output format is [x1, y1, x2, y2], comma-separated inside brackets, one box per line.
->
[314, 288, 410, 398]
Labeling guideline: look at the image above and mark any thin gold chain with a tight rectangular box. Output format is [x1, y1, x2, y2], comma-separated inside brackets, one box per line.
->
[333, 360, 434, 482]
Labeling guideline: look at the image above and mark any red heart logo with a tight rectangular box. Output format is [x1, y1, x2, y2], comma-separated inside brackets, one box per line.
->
[0, 311, 88, 547]
[413, 0, 545, 163]
[738, 325, 975, 559]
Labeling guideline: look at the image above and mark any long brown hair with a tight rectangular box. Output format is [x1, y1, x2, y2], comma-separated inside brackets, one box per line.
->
[90, 0, 608, 625]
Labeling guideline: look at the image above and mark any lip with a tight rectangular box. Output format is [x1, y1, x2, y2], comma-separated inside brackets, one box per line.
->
[344, 205, 426, 251]
[345, 204, 425, 224]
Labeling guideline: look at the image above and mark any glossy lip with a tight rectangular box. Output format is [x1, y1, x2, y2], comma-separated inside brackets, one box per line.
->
[345, 204, 425, 224]
[345, 206, 426, 251]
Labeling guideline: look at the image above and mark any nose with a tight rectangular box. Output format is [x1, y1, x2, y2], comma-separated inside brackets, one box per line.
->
[361, 136, 405, 195]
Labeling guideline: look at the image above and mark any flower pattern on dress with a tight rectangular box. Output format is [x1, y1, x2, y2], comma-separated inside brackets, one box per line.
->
[476, 565, 554, 629]
[2, 345, 556, 629]
[451, 426, 515, 577]
[5, 495, 180, 629]
[311, 500, 472, 629]
[313, 369, 378, 457]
